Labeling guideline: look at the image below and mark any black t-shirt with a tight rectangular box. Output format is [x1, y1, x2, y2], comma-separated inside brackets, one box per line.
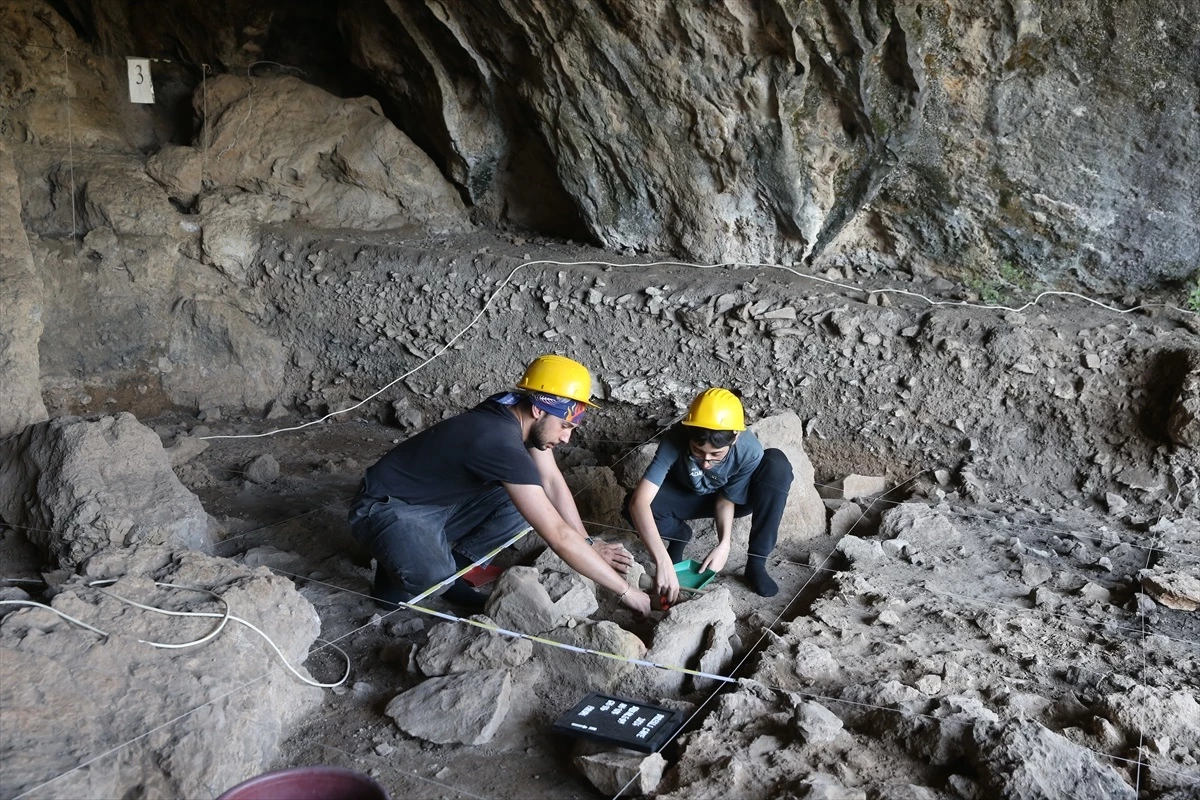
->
[361, 397, 543, 506]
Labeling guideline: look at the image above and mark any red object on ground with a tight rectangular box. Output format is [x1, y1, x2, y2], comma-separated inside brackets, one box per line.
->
[216, 766, 389, 800]
[461, 564, 504, 587]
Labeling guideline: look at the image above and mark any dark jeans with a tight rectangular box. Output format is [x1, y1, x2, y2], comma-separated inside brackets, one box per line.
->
[627, 449, 793, 564]
[347, 484, 527, 603]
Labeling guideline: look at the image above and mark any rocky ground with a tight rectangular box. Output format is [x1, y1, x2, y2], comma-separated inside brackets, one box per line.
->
[9, 229, 1197, 798]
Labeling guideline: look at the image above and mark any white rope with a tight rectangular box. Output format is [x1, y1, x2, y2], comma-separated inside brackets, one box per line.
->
[63, 47, 77, 257]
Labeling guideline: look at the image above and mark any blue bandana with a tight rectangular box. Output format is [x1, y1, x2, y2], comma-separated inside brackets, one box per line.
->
[492, 392, 586, 424]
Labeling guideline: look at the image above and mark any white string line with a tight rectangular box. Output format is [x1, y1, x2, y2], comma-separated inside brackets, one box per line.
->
[6, 580, 357, 800]
[63, 48, 77, 258]
[610, 471, 925, 799]
[214, 61, 308, 163]
[259, 543, 1199, 793]
[319, 743, 491, 800]
[1134, 523, 1163, 796]
[200, 64, 208, 195]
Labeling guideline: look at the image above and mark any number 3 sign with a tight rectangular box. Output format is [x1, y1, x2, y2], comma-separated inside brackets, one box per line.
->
[126, 58, 155, 104]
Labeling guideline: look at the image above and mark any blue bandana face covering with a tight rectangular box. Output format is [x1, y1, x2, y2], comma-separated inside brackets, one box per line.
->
[493, 392, 586, 424]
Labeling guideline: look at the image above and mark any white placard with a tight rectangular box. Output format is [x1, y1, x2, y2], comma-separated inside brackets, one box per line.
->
[126, 58, 155, 104]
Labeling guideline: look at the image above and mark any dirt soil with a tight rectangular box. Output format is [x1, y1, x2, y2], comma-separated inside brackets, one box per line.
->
[118, 230, 1200, 799]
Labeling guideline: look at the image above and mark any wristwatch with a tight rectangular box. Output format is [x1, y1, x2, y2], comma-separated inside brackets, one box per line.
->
[585, 536, 595, 545]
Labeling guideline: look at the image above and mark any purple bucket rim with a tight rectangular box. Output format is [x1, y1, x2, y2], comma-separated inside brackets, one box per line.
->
[216, 765, 389, 800]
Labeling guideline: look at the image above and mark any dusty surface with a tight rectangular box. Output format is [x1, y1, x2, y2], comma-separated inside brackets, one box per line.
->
[9, 237, 1188, 798]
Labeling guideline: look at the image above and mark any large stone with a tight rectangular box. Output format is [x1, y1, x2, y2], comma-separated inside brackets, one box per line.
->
[1139, 569, 1200, 611]
[1167, 350, 1200, 449]
[197, 75, 470, 233]
[792, 700, 844, 744]
[0, 547, 323, 800]
[575, 751, 666, 797]
[384, 669, 512, 745]
[0, 414, 212, 568]
[0, 143, 49, 436]
[485, 565, 598, 634]
[968, 720, 1136, 800]
[79, 162, 180, 237]
[748, 412, 826, 543]
[621, 586, 736, 697]
[879, 504, 963, 549]
[147, 144, 205, 206]
[538, 621, 647, 695]
[415, 616, 533, 676]
[163, 299, 285, 412]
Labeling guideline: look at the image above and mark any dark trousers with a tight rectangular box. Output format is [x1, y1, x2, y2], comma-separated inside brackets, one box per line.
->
[630, 449, 793, 564]
[347, 484, 527, 603]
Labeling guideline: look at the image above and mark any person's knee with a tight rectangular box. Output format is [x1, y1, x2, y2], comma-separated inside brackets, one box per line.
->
[760, 449, 794, 487]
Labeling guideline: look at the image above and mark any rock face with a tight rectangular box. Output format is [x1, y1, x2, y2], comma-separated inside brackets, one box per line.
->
[0, 413, 212, 568]
[195, 75, 470, 234]
[968, 720, 1136, 800]
[163, 299, 286, 411]
[0, 547, 324, 800]
[342, 0, 1199, 288]
[385, 669, 512, 745]
[748, 412, 826, 543]
[621, 586, 736, 697]
[0, 142, 48, 436]
[1167, 350, 1200, 449]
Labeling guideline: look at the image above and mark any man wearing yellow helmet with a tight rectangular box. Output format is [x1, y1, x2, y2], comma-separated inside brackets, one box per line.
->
[626, 387, 793, 601]
[349, 355, 650, 615]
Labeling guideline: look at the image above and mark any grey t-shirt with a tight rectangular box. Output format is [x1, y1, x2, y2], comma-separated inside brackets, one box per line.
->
[641, 427, 764, 504]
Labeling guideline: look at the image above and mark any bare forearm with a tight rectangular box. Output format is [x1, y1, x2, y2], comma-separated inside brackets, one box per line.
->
[714, 496, 735, 544]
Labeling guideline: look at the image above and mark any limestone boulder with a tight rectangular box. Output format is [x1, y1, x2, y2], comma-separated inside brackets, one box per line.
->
[0, 413, 212, 568]
[485, 565, 597, 635]
[415, 617, 533, 676]
[0, 547, 323, 800]
[163, 298, 285, 412]
[197, 75, 470, 234]
[880, 503, 963, 549]
[575, 751, 666, 797]
[147, 145, 205, 206]
[621, 586, 736, 697]
[385, 670, 512, 745]
[79, 162, 180, 237]
[748, 412, 826, 543]
[967, 720, 1136, 800]
[538, 621, 647, 696]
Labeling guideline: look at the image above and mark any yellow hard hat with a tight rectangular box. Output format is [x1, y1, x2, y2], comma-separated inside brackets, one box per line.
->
[516, 354, 597, 406]
[681, 387, 745, 431]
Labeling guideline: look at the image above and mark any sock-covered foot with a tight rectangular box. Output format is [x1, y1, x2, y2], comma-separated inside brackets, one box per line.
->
[442, 579, 488, 611]
[744, 561, 778, 597]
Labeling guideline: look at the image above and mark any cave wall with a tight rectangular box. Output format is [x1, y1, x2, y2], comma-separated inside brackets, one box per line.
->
[8, 0, 1196, 288]
[338, 0, 1199, 289]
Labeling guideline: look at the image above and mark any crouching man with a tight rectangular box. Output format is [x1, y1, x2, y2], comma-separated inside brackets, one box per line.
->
[349, 354, 650, 614]
[627, 388, 794, 601]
